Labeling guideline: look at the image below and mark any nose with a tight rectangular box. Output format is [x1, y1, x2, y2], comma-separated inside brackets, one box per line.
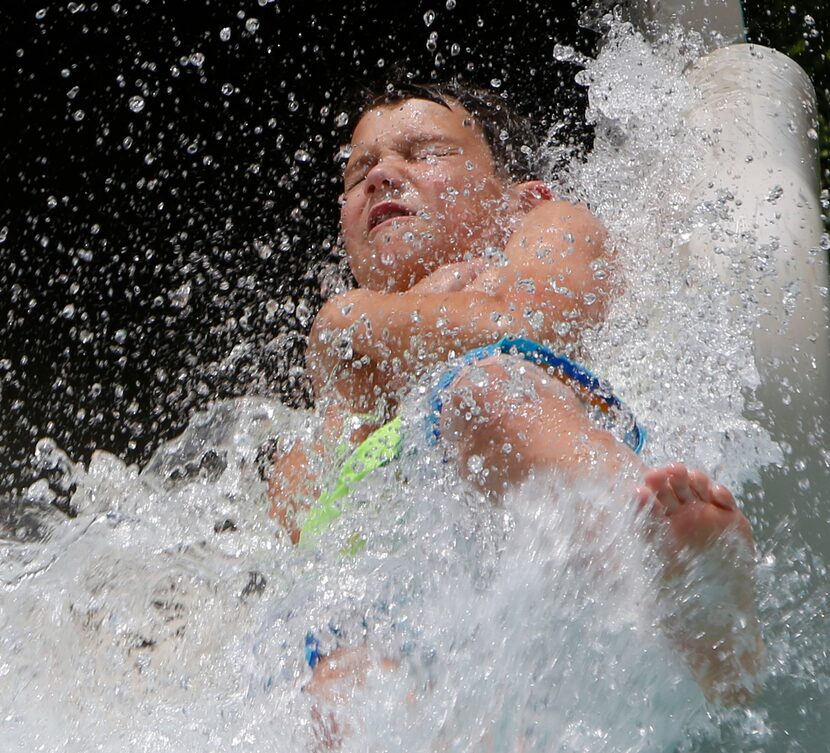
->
[365, 158, 405, 195]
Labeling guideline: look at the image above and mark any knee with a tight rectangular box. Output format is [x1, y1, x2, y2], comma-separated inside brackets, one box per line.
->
[440, 354, 577, 432]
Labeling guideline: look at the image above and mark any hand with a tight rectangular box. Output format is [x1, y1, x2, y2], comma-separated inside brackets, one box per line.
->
[408, 257, 486, 294]
[268, 443, 316, 545]
[306, 288, 380, 403]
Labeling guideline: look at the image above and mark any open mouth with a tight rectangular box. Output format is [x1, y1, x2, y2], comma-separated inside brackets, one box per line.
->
[368, 200, 415, 233]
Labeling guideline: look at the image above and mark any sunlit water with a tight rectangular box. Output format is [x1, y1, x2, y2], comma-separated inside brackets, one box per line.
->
[2, 21, 829, 753]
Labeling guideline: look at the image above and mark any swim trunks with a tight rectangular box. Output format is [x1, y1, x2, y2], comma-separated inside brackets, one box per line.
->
[298, 336, 645, 547]
[300, 337, 646, 668]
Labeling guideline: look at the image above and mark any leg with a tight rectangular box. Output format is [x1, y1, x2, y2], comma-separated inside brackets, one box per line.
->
[637, 465, 764, 703]
[305, 647, 399, 751]
[440, 355, 763, 703]
[439, 354, 644, 498]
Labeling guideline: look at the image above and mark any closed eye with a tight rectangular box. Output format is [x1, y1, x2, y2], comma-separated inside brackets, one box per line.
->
[412, 145, 460, 161]
[344, 160, 373, 191]
[344, 172, 367, 191]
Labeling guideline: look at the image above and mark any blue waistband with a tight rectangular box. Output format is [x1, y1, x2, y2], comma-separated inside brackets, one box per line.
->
[425, 336, 646, 454]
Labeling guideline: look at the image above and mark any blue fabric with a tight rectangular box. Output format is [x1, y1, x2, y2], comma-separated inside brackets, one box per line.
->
[425, 336, 646, 454]
[305, 632, 322, 669]
[304, 338, 646, 670]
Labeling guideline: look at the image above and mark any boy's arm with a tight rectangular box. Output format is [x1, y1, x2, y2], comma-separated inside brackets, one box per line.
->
[308, 200, 611, 405]
[267, 403, 380, 543]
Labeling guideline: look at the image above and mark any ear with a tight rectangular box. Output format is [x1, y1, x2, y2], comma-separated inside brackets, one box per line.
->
[507, 180, 554, 215]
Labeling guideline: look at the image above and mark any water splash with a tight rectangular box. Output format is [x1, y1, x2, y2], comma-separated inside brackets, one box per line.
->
[2, 19, 828, 753]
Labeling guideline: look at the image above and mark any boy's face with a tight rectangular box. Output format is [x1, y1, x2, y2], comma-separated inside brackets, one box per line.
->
[340, 97, 507, 292]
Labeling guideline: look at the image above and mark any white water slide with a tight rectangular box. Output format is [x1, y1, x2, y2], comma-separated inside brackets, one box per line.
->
[629, 0, 829, 497]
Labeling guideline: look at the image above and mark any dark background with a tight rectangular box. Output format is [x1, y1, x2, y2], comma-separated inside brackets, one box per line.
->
[1, 0, 827, 509]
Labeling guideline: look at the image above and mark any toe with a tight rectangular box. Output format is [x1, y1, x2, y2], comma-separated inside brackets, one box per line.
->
[666, 464, 696, 505]
[687, 469, 711, 501]
[635, 486, 659, 514]
[711, 484, 737, 511]
[646, 468, 681, 513]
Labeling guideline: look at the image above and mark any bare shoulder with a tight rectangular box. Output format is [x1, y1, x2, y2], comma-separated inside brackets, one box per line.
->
[505, 198, 608, 266]
[517, 198, 606, 243]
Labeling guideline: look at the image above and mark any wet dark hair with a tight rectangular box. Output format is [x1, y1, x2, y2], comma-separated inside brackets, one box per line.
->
[345, 75, 540, 182]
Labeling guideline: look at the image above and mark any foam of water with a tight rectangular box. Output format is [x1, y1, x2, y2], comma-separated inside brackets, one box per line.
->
[557, 22, 783, 490]
[2, 19, 828, 753]
[2, 394, 711, 752]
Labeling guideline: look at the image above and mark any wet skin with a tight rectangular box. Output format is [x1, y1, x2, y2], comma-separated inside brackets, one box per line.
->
[307, 97, 609, 415]
[268, 96, 763, 716]
[339, 97, 507, 293]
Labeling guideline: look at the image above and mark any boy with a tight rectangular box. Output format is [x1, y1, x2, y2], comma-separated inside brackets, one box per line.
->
[269, 80, 763, 706]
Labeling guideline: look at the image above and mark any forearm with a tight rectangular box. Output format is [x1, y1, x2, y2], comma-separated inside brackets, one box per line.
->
[268, 404, 380, 543]
[308, 284, 572, 402]
[307, 200, 611, 405]
[347, 288, 527, 368]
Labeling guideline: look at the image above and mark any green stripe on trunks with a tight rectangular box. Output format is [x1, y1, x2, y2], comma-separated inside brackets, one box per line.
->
[298, 415, 402, 547]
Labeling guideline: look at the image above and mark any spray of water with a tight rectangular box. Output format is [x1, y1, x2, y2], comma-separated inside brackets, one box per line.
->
[2, 19, 828, 753]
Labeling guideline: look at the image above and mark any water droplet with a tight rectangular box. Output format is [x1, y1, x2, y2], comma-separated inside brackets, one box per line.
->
[245, 17, 260, 33]
[427, 31, 438, 52]
[296, 301, 311, 327]
[60, 304, 76, 319]
[445, 0, 456, 8]
[170, 282, 191, 308]
[79, 329, 94, 344]
[254, 239, 273, 259]
[114, 329, 127, 344]
[219, 26, 231, 41]
[467, 455, 484, 474]
[553, 43, 575, 62]
[766, 185, 784, 202]
[294, 149, 310, 163]
[334, 112, 349, 127]
[490, 78, 502, 89]
[66, 86, 79, 100]
[128, 95, 145, 113]
[72, 109, 85, 121]
[450, 43, 460, 56]
[807, 128, 818, 141]
[221, 82, 234, 96]
[424, 10, 435, 26]
[35, 8, 47, 19]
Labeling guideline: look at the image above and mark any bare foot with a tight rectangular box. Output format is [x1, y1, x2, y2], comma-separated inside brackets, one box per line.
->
[305, 647, 400, 750]
[636, 464, 764, 704]
[636, 463, 753, 555]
